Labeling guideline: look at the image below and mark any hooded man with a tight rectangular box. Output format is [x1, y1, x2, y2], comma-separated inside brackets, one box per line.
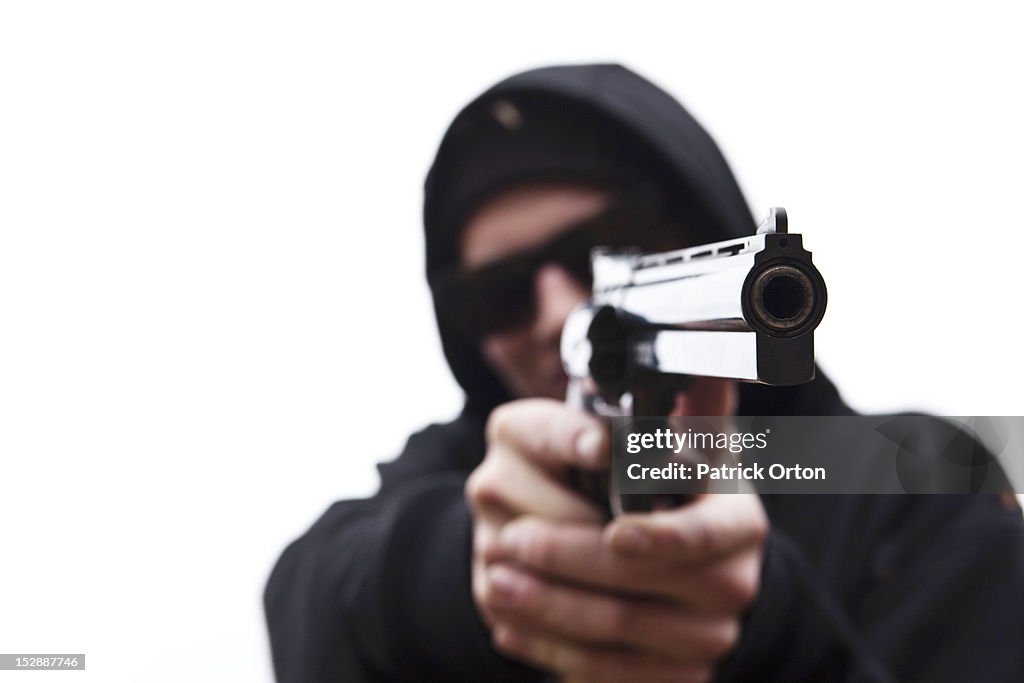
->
[265, 64, 1024, 682]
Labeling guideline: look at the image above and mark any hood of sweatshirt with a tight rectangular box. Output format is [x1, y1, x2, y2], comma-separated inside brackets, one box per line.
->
[423, 64, 849, 417]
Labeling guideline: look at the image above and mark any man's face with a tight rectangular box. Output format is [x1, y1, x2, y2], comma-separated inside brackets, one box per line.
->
[460, 184, 607, 400]
[458, 182, 740, 416]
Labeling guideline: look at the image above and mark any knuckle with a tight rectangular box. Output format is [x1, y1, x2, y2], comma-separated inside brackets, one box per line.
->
[513, 572, 541, 608]
[679, 510, 715, 554]
[708, 618, 741, 657]
[490, 623, 518, 657]
[479, 588, 499, 614]
[475, 584, 492, 614]
[717, 555, 762, 609]
[734, 558, 762, 606]
[464, 467, 482, 500]
[465, 463, 502, 508]
[473, 528, 497, 563]
[519, 523, 557, 571]
[747, 502, 770, 544]
[472, 566, 490, 602]
[472, 575, 486, 605]
[485, 404, 515, 444]
[464, 467, 488, 506]
[472, 570, 496, 626]
[478, 578, 504, 614]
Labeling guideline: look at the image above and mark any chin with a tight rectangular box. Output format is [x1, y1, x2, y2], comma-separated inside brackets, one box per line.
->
[493, 368, 568, 401]
[535, 375, 569, 400]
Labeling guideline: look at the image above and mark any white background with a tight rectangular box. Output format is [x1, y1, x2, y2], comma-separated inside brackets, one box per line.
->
[1, 2, 1022, 681]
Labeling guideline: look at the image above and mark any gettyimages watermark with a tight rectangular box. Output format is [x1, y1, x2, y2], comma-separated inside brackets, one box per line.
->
[610, 416, 1024, 495]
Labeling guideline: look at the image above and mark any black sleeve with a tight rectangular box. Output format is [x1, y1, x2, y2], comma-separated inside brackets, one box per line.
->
[264, 419, 545, 682]
[718, 494, 1024, 683]
[267, 416, 1024, 682]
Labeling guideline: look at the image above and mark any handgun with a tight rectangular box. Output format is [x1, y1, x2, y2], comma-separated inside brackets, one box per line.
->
[560, 208, 827, 515]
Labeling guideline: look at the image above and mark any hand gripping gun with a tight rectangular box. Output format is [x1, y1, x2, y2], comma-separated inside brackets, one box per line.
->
[560, 208, 827, 515]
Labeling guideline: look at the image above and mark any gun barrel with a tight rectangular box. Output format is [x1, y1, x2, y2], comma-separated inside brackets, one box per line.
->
[561, 208, 827, 514]
[748, 264, 818, 334]
[565, 228, 827, 388]
[591, 233, 826, 339]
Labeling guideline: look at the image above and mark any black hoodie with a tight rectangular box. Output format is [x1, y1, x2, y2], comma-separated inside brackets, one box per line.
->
[265, 65, 1024, 682]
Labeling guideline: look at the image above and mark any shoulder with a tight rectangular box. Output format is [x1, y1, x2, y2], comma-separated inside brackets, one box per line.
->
[376, 410, 489, 491]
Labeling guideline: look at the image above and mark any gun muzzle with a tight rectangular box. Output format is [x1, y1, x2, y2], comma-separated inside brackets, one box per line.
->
[747, 263, 822, 336]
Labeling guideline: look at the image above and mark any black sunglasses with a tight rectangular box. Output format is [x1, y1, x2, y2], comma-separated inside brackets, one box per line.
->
[435, 198, 688, 342]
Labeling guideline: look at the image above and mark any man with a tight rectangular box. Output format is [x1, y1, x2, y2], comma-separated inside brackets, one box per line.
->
[265, 64, 1024, 682]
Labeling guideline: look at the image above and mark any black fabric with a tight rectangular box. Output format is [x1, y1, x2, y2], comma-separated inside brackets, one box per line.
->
[266, 414, 1024, 683]
[265, 64, 1024, 682]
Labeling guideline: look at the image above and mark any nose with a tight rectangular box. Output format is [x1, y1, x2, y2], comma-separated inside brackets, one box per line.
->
[530, 263, 590, 346]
